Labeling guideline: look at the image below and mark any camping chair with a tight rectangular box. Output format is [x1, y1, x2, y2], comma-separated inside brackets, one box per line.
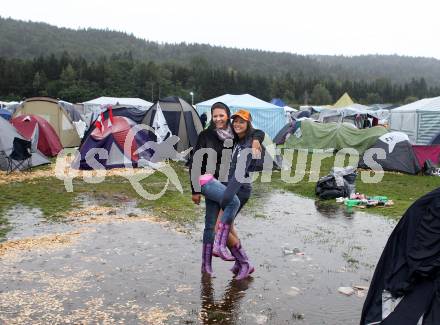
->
[6, 137, 32, 174]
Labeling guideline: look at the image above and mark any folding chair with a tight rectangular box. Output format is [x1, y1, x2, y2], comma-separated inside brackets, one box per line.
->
[6, 137, 32, 174]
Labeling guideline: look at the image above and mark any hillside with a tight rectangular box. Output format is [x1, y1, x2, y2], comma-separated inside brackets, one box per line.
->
[2, 17, 440, 87]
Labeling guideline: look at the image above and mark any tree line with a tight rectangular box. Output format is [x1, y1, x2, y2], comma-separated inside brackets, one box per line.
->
[0, 52, 439, 106]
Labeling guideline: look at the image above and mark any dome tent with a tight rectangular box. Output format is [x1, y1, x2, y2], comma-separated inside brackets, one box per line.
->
[77, 116, 153, 170]
[11, 115, 63, 157]
[0, 117, 49, 171]
[358, 132, 421, 174]
[12, 97, 82, 147]
[142, 96, 203, 153]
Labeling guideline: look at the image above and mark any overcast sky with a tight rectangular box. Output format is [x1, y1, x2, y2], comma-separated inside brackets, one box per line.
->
[2, 0, 440, 59]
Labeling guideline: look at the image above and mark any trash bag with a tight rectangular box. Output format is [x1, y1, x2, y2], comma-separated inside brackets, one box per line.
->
[315, 166, 357, 199]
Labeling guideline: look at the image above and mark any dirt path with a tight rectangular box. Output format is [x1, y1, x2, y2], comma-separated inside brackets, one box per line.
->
[0, 192, 395, 324]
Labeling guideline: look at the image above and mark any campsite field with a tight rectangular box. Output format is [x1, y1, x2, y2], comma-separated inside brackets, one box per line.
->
[0, 159, 438, 324]
[0, 157, 438, 242]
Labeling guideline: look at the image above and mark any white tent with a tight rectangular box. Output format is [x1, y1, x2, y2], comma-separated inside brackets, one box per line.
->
[83, 97, 153, 113]
[390, 96, 440, 144]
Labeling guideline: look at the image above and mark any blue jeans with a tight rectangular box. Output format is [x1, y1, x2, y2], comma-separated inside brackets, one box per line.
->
[201, 179, 241, 244]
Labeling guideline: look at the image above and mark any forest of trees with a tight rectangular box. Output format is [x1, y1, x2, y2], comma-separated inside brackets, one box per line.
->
[1, 52, 438, 105]
[1, 17, 440, 105]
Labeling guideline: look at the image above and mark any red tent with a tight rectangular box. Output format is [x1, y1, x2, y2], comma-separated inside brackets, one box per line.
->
[412, 145, 440, 166]
[11, 115, 63, 157]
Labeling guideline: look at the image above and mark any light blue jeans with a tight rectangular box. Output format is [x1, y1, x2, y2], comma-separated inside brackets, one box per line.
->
[201, 179, 241, 244]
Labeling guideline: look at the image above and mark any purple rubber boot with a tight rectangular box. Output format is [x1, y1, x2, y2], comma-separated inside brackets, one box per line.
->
[213, 222, 235, 261]
[230, 244, 254, 280]
[230, 247, 255, 276]
[201, 243, 214, 276]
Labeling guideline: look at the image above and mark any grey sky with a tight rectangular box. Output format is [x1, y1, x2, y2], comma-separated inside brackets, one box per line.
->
[2, 0, 440, 59]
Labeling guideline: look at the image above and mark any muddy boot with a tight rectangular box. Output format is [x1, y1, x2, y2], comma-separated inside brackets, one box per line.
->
[230, 244, 254, 280]
[213, 222, 235, 261]
[201, 243, 214, 276]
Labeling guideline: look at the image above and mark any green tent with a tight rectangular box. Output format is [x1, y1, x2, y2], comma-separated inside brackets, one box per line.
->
[281, 120, 388, 154]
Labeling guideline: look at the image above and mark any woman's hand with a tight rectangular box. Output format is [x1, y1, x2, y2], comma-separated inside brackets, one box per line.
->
[251, 139, 262, 159]
[192, 194, 201, 205]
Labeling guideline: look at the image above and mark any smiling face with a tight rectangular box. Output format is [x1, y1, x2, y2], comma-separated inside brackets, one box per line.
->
[232, 117, 248, 138]
[212, 108, 229, 129]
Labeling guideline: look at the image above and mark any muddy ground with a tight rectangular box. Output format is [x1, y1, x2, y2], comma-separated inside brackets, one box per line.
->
[0, 191, 396, 324]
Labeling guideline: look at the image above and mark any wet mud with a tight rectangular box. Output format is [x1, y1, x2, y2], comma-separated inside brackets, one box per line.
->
[0, 191, 396, 324]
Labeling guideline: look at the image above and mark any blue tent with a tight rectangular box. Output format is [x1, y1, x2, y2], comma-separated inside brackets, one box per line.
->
[270, 98, 286, 107]
[0, 108, 12, 121]
[196, 94, 285, 139]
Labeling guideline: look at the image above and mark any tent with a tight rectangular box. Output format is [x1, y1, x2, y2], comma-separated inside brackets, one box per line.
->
[77, 116, 153, 170]
[282, 120, 388, 154]
[390, 96, 440, 145]
[142, 96, 203, 153]
[11, 115, 63, 157]
[270, 98, 286, 107]
[412, 145, 440, 167]
[358, 132, 421, 174]
[0, 117, 49, 171]
[12, 97, 82, 148]
[273, 121, 300, 145]
[318, 104, 390, 127]
[0, 108, 12, 120]
[83, 97, 153, 113]
[196, 94, 286, 139]
[333, 93, 354, 108]
[81, 106, 148, 147]
[429, 130, 440, 145]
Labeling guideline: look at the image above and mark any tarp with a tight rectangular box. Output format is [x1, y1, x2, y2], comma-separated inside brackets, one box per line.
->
[282, 120, 388, 154]
[318, 104, 390, 124]
[412, 145, 440, 166]
[390, 96, 440, 145]
[0, 117, 49, 171]
[83, 97, 153, 113]
[360, 187, 440, 324]
[196, 94, 286, 139]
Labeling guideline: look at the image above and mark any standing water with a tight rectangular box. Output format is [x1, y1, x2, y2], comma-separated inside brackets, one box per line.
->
[0, 191, 396, 324]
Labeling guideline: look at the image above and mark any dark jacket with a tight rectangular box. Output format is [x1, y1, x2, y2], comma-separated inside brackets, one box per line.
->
[360, 187, 440, 325]
[220, 134, 261, 208]
[188, 127, 264, 194]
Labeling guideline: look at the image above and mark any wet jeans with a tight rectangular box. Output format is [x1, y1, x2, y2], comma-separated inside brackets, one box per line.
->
[201, 179, 240, 244]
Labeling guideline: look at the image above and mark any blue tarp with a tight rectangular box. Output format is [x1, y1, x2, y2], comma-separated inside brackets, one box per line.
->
[196, 94, 285, 139]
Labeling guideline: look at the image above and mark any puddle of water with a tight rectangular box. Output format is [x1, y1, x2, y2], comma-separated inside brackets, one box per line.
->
[0, 191, 396, 324]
